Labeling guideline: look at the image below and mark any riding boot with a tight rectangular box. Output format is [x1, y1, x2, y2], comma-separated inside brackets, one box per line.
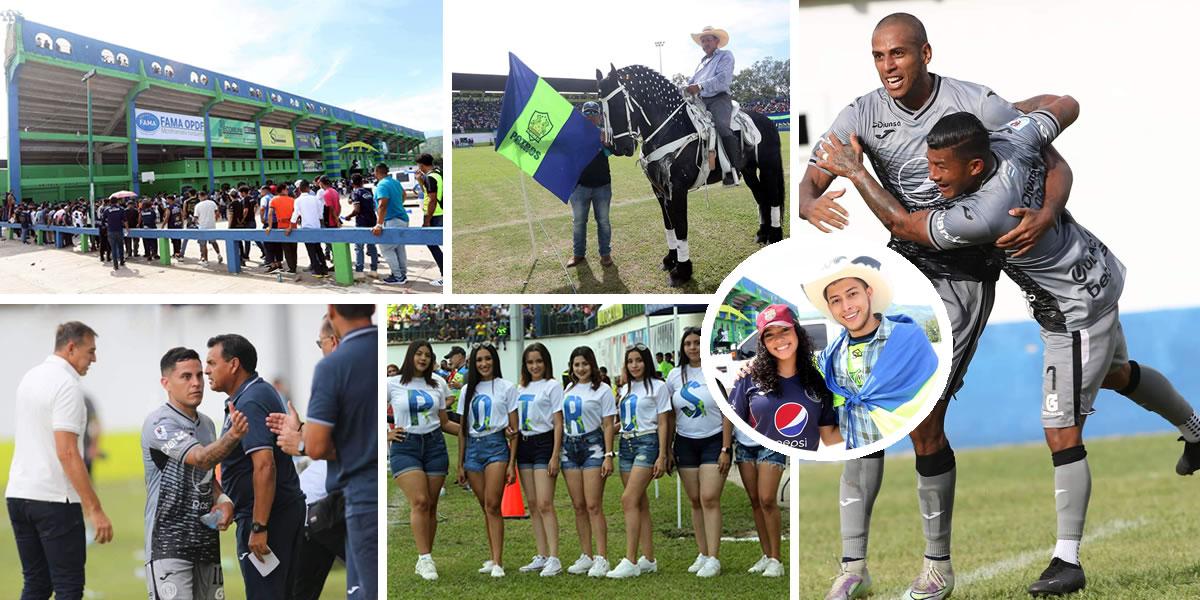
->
[721, 134, 744, 170]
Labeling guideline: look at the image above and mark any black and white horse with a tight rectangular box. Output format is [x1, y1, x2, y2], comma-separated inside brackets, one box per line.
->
[596, 64, 784, 287]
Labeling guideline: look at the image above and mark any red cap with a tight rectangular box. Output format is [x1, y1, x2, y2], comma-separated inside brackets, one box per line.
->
[755, 304, 796, 334]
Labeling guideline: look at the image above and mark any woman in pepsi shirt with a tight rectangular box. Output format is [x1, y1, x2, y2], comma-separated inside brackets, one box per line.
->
[729, 304, 842, 451]
[456, 343, 519, 578]
[560, 346, 617, 577]
[514, 343, 566, 577]
[388, 341, 458, 581]
[665, 327, 733, 578]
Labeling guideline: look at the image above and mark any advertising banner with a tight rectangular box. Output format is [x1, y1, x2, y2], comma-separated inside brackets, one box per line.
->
[209, 117, 258, 146]
[134, 108, 204, 143]
[296, 132, 322, 150]
[259, 126, 295, 149]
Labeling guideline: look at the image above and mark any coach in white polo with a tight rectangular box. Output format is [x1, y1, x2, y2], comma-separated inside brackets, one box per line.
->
[6, 321, 114, 600]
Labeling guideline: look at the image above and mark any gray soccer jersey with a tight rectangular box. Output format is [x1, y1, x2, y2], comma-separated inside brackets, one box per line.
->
[926, 110, 1126, 332]
[811, 74, 1022, 281]
[142, 403, 220, 564]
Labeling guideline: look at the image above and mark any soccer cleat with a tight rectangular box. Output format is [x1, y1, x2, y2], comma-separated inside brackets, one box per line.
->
[1028, 557, 1086, 596]
[637, 555, 658, 574]
[519, 555, 547, 573]
[687, 553, 708, 573]
[697, 557, 721, 578]
[540, 556, 562, 577]
[588, 556, 610, 578]
[477, 560, 496, 574]
[748, 554, 771, 573]
[606, 558, 641, 579]
[490, 565, 506, 578]
[905, 558, 954, 600]
[762, 558, 785, 578]
[826, 560, 871, 599]
[415, 556, 438, 581]
[567, 554, 594, 575]
[1176, 437, 1200, 475]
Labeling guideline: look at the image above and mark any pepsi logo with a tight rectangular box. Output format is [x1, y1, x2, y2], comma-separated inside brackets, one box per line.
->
[773, 402, 809, 438]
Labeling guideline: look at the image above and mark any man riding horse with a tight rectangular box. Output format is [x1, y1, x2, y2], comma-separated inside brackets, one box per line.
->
[687, 25, 741, 186]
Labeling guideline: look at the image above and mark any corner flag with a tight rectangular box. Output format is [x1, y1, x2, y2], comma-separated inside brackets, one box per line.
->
[495, 53, 602, 203]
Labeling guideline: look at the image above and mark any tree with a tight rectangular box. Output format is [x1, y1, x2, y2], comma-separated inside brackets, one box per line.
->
[730, 57, 790, 103]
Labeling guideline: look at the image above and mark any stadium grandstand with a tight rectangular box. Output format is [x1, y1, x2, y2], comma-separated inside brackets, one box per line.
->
[386, 303, 601, 344]
[2, 14, 425, 204]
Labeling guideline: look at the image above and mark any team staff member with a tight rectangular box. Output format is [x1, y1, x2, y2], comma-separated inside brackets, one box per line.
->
[559, 346, 617, 577]
[389, 340, 458, 581]
[606, 344, 671, 579]
[513, 343, 566, 577]
[665, 327, 733, 578]
[207, 334, 305, 599]
[7, 322, 113, 599]
[416, 153, 444, 286]
[372, 163, 409, 285]
[457, 343, 519, 578]
[142, 347, 249, 599]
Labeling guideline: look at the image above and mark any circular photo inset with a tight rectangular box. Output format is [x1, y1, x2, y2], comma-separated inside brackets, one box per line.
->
[703, 236, 953, 460]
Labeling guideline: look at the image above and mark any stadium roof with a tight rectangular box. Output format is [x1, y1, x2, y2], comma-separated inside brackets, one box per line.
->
[453, 72, 597, 94]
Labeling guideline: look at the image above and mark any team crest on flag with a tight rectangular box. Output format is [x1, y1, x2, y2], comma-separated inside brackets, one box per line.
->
[527, 111, 554, 143]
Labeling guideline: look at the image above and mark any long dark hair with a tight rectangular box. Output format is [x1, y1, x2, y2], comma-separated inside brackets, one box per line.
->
[398, 341, 436, 386]
[620, 345, 657, 397]
[462, 344, 503, 436]
[676, 326, 702, 386]
[750, 318, 830, 401]
[519, 343, 553, 387]
[566, 346, 601, 391]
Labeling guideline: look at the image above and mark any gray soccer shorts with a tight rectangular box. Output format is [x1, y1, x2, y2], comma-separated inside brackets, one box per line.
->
[931, 277, 997, 400]
[146, 558, 224, 600]
[1040, 307, 1128, 428]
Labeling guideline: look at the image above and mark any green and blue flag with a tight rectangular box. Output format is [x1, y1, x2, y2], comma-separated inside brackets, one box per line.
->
[495, 53, 602, 203]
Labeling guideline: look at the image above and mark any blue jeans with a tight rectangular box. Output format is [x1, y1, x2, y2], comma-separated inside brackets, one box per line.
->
[8, 498, 86, 600]
[570, 184, 612, 257]
[354, 241, 379, 272]
[107, 231, 125, 265]
[380, 217, 408, 279]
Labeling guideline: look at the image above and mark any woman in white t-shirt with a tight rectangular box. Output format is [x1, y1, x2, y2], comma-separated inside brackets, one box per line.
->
[560, 346, 617, 577]
[665, 326, 733, 578]
[387, 341, 458, 581]
[605, 344, 672, 579]
[455, 343, 519, 578]
[513, 343, 566, 577]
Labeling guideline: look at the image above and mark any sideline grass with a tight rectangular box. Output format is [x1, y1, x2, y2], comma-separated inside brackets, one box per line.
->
[387, 436, 790, 598]
[451, 133, 791, 293]
[0, 433, 348, 599]
[798, 434, 1200, 599]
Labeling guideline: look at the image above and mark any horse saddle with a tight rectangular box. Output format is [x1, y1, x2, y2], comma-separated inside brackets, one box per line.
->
[684, 98, 762, 183]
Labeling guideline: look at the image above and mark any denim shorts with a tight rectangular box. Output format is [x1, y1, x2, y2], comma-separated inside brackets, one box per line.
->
[619, 432, 660, 473]
[464, 431, 511, 473]
[674, 432, 723, 468]
[561, 429, 606, 471]
[734, 441, 787, 467]
[389, 430, 449, 477]
[516, 431, 555, 470]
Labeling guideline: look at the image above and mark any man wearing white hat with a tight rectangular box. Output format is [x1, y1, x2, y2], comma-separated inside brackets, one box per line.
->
[687, 25, 741, 184]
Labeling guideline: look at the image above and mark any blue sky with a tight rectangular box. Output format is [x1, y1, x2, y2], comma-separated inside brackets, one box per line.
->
[0, 0, 444, 144]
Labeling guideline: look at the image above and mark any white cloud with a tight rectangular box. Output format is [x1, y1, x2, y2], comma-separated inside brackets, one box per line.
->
[308, 50, 348, 95]
[343, 88, 445, 135]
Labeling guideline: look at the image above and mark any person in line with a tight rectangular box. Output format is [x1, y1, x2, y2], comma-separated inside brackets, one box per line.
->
[194, 191, 223, 267]
[416, 154, 444, 286]
[371, 163, 409, 285]
[345, 173, 379, 274]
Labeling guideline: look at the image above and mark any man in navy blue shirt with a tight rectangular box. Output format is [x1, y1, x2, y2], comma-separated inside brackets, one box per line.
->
[206, 333, 305, 599]
[103, 197, 128, 270]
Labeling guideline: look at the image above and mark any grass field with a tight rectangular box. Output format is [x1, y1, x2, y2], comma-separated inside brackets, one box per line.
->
[0, 433, 347, 599]
[387, 436, 790, 599]
[798, 434, 1200, 599]
[451, 133, 791, 294]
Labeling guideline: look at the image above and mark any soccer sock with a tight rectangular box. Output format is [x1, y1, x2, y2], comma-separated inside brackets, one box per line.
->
[1118, 362, 1197, 433]
[840, 450, 885, 561]
[1053, 540, 1080, 565]
[677, 239, 690, 262]
[664, 228, 678, 250]
[1052, 445, 1090, 564]
[419, 553, 432, 561]
[915, 444, 956, 560]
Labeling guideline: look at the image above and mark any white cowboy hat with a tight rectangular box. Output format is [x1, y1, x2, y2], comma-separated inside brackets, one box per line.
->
[802, 255, 894, 323]
[691, 26, 730, 48]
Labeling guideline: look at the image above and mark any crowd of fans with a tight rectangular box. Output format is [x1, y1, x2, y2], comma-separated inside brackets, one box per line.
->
[741, 96, 789, 114]
[387, 304, 600, 344]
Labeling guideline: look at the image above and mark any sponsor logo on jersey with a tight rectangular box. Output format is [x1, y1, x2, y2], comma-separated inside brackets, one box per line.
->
[154, 425, 169, 440]
[773, 402, 809, 438]
[874, 129, 896, 140]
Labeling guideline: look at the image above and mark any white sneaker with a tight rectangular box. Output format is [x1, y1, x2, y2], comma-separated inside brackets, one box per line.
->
[199, 260, 209, 267]
[491, 564, 506, 578]
[567, 554, 594, 575]
[587, 556, 610, 578]
[687, 553, 708, 573]
[519, 555, 547, 573]
[478, 560, 496, 574]
[762, 558, 785, 578]
[697, 557, 721, 578]
[637, 555, 658, 574]
[415, 556, 438, 581]
[605, 558, 641, 579]
[432, 278, 444, 287]
[748, 554, 770, 573]
[540, 556, 562, 577]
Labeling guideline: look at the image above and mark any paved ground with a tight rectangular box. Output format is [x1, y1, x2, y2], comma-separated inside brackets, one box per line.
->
[0, 231, 443, 294]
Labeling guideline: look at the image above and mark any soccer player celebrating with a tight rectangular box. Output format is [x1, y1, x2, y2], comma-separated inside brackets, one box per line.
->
[142, 347, 248, 599]
[800, 13, 1075, 600]
[514, 343, 566, 577]
[817, 95, 1200, 596]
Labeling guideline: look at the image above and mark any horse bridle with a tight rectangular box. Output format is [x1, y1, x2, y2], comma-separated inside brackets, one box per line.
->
[600, 72, 692, 152]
